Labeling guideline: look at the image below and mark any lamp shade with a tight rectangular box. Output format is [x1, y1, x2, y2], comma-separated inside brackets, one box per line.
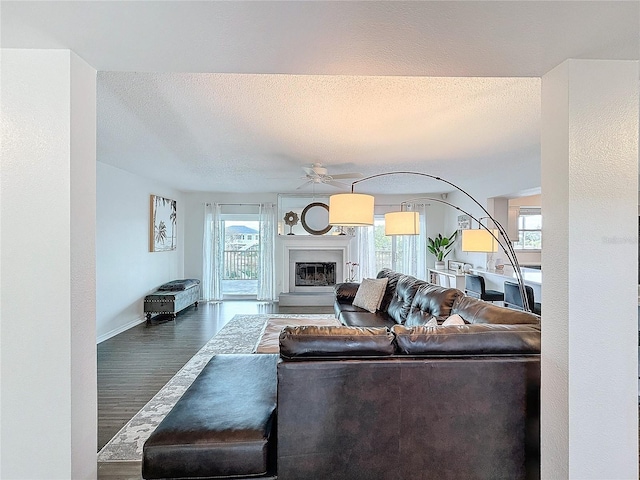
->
[384, 211, 419, 235]
[461, 229, 499, 252]
[329, 193, 375, 226]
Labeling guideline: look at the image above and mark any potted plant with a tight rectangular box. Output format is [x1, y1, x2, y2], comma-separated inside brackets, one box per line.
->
[427, 231, 457, 270]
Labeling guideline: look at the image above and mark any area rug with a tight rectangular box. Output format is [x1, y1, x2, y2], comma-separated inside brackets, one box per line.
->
[97, 313, 334, 463]
[254, 315, 340, 353]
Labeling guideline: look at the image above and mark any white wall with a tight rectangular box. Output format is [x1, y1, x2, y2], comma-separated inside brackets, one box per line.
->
[541, 59, 638, 479]
[96, 162, 184, 341]
[1, 49, 96, 480]
[70, 51, 98, 480]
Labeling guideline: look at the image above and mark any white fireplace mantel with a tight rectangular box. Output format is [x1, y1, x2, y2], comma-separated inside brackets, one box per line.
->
[277, 234, 354, 296]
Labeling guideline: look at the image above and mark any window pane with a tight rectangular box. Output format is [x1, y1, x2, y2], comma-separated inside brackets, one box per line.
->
[223, 220, 259, 295]
[514, 231, 542, 250]
[522, 231, 542, 249]
[523, 215, 542, 230]
[374, 220, 392, 272]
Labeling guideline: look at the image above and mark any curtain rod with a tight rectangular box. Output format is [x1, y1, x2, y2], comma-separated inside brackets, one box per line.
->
[204, 203, 264, 206]
[375, 203, 431, 207]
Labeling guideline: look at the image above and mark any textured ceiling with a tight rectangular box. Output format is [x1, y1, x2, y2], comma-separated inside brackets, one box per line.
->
[98, 73, 541, 193]
[3, 1, 638, 194]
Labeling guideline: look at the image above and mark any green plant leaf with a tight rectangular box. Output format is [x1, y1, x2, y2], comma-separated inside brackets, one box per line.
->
[427, 230, 458, 261]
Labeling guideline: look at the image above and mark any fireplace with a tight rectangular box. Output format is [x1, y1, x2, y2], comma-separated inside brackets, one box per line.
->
[278, 235, 352, 303]
[287, 247, 345, 293]
[295, 262, 336, 287]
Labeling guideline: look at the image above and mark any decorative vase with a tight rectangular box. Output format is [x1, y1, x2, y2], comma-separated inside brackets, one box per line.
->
[435, 261, 446, 270]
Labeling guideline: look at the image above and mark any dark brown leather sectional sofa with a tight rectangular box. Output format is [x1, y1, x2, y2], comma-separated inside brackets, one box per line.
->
[335, 267, 540, 327]
[278, 268, 541, 479]
[143, 268, 541, 480]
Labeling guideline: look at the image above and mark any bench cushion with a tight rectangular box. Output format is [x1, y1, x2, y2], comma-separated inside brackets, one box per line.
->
[157, 278, 200, 291]
[142, 354, 278, 479]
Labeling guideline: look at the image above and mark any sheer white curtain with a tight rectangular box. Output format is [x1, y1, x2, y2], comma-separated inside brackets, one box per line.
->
[257, 203, 277, 301]
[399, 203, 428, 278]
[356, 225, 376, 280]
[202, 203, 224, 302]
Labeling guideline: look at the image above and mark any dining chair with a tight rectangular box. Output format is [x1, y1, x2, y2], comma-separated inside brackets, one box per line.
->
[504, 280, 541, 315]
[464, 274, 504, 303]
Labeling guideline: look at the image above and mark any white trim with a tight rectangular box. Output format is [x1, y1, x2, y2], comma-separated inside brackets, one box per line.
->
[97, 315, 146, 344]
[278, 235, 352, 293]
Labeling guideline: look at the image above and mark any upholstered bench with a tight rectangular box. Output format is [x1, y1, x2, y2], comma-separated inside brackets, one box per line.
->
[144, 279, 200, 324]
[142, 354, 278, 480]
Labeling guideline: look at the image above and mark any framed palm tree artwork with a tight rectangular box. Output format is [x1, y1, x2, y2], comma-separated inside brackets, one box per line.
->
[150, 194, 177, 252]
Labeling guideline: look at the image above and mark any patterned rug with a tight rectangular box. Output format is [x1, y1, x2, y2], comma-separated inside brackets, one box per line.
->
[97, 313, 334, 463]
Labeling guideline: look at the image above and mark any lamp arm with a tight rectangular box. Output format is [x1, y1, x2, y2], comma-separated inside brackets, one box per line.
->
[352, 171, 518, 270]
[351, 172, 530, 313]
[352, 171, 496, 223]
[401, 195, 531, 313]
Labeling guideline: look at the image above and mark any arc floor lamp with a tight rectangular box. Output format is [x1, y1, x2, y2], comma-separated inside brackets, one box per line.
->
[328, 171, 531, 313]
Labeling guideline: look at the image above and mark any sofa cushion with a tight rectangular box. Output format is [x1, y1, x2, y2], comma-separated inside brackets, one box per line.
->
[279, 325, 395, 359]
[392, 323, 541, 356]
[339, 310, 397, 328]
[386, 275, 426, 324]
[404, 283, 465, 326]
[335, 282, 360, 302]
[352, 277, 389, 313]
[376, 268, 404, 312]
[452, 295, 541, 325]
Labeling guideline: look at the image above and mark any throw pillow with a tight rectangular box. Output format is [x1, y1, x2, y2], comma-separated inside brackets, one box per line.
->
[442, 314, 466, 326]
[425, 317, 438, 327]
[353, 277, 389, 313]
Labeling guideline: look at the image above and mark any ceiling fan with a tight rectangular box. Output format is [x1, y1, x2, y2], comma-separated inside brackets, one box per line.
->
[296, 163, 363, 190]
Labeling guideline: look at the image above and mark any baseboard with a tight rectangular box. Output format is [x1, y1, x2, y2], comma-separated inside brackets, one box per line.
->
[97, 316, 146, 344]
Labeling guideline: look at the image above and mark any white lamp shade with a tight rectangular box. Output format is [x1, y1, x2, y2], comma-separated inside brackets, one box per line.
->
[384, 211, 420, 235]
[461, 229, 499, 252]
[329, 193, 375, 226]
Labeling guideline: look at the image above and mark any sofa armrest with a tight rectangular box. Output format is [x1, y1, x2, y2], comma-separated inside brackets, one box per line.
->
[334, 282, 360, 303]
[279, 325, 395, 359]
[452, 295, 540, 324]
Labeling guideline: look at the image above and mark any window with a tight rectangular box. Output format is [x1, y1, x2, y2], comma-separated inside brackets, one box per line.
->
[513, 207, 541, 250]
[373, 216, 406, 272]
[222, 217, 259, 297]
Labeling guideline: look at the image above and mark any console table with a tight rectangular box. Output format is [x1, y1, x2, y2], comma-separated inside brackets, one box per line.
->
[427, 268, 466, 290]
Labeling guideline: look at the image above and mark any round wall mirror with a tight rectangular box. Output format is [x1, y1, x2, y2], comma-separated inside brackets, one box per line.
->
[301, 202, 331, 235]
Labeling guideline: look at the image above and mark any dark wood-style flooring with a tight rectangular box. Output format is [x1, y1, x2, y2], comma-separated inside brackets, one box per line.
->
[98, 302, 640, 478]
[97, 301, 332, 479]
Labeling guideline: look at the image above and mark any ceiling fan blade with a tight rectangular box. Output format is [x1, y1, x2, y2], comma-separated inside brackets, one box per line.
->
[302, 167, 316, 176]
[296, 180, 313, 190]
[326, 180, 349, 189]
[329, 172, 363, 179]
